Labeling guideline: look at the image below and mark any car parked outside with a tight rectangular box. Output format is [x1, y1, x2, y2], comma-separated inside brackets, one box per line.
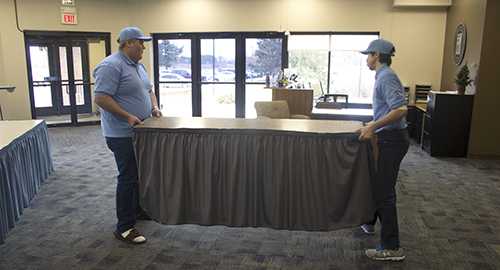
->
[160, 73, 190, 82]
[214, 71, 235, 82]
[171, 69, 191, 79]
[246, 70, 261, 79]
[202, 70, 214, 82]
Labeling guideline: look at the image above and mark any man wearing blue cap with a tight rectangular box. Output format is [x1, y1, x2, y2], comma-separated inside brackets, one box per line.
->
[355, 39, 409, 260]
[93, 27, 162, 244]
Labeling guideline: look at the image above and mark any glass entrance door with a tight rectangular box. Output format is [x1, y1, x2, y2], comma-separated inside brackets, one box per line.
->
[153, 32, 286, 118]
[25, 32, 110, 125]
[200, 38, 236, 118]
[156, 38, 193, 117]
[28, 40, 91, 117]
[155, 37, 237, 118]
[59, 42, 92, 115]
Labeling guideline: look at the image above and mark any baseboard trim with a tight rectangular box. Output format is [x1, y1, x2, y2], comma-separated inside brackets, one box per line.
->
[467, 154, 500, 160]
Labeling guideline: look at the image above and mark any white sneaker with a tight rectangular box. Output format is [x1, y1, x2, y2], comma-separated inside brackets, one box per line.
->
[366, 246, 405, 261]
[361, 224, 375, 235]
[114, 228, 147, 244]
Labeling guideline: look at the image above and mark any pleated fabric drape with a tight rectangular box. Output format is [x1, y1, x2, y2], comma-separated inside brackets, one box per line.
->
[133, 118, 375, 231]
[0, 120, 53, 244]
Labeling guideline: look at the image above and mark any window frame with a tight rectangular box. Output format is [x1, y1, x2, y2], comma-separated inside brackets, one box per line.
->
[287, 31, 379, 109]
[152, 32, 287, 118]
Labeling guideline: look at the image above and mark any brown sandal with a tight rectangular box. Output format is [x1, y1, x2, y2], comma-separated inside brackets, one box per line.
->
[113, 228, 147, 244]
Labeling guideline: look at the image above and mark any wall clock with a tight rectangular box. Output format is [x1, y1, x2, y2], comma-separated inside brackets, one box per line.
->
[453, 23, 467, 66]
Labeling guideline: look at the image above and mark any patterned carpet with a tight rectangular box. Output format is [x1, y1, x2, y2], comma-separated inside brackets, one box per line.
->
[1, 124, 500, 269]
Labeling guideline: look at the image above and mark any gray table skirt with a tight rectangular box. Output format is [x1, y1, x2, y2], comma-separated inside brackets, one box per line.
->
[133, 117, 375, 231]
[0, 120, 53, 244]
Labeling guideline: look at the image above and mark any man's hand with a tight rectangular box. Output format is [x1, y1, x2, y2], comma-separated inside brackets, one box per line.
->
[152, 108, 163, 117]
[95, 94, 145, 127]
[355, 124, 375, 142]
[127, 115, 144, 127]
[354, 108, 407, 141]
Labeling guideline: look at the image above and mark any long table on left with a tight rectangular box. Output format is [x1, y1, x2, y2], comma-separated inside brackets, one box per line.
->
[0, 120, 53, 244]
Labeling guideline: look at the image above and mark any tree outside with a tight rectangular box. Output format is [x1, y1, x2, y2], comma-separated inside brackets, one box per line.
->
[158, 40, 185, 70]
[247, 39, 282, 79]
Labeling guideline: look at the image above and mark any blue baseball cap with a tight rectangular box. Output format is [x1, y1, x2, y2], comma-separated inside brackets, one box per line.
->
[360, 39, 395, 56]
[118, 27, 152, 43]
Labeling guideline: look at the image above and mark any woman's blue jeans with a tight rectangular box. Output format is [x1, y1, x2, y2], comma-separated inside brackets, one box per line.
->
[367, 128, 409, 250]
[106, 137, 142, 233]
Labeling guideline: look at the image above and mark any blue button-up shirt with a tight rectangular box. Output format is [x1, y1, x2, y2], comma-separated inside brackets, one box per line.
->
[372, 65, 407, 132]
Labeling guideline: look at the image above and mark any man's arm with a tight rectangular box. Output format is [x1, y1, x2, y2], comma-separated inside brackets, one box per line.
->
[355, 108, 407, 141]
[149, 91, 163, 117]
[94, 94, 144, 127]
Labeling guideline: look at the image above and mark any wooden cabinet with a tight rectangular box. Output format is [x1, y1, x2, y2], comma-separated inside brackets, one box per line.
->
[406, 105, 415, 136]
[413, 107, 425, 144]
[407, 104, 425, 144]
[422, 91, 474, 157]
[271, 88, 313, 117]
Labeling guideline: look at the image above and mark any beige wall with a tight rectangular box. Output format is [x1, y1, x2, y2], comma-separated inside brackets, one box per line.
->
[446, 0, 500, 158]
[440, 0, 500, 158]
[440, 0, 486, 94]
[473, 0, 500, 157]
[1, 0, 448, 121]
[88, 40, 107, 113]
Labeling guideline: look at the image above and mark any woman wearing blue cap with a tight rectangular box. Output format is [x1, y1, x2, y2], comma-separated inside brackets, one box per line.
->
[93, 27, 162, 244]
[355, 39, 409, 261]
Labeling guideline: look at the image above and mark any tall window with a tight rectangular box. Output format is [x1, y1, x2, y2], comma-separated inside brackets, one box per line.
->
[245, 38, 282, 118]
[153, 33, 286, 118]
[200, 38, 236, 118]
[157, 39, 192, 117]
[288, 33, 378, 104]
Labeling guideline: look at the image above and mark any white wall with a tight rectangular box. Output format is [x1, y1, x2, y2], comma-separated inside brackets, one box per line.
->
[0, 0, 448, 120]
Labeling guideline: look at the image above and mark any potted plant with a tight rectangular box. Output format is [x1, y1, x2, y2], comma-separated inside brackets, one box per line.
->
[454, 62, 473, 94]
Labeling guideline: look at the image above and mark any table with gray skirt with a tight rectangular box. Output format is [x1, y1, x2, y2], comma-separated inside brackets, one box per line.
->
[133, 117, 375, 231]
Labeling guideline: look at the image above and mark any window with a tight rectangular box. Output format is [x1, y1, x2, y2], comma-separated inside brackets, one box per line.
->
[200, 38, 236, 118]
[157, 39, 192, 117]
[153, 32, 286, 118]
[245, 38, 283, 118]
[288, 33, 378, 104]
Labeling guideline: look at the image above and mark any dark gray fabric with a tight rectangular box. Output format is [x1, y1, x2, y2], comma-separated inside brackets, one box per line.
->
[133, 117, 375, 231]
[0, 120, 54, 244]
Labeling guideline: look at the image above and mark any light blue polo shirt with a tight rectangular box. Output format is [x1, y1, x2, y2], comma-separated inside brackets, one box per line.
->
[372, 65, 407, 133]
[93, 50, 153, 138]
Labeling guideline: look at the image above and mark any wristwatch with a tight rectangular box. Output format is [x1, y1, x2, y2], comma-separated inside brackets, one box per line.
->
[152, 106, 158, 112]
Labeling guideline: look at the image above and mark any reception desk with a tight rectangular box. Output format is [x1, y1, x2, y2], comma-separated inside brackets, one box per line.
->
[133, 117, 375, 231]
[269, 87, 314, 117]
[0, 120, 53, 244]
[311, 108, 373, 122]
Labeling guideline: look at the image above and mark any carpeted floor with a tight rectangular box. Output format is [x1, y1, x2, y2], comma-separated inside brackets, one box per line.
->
[1, 124, 500, 269]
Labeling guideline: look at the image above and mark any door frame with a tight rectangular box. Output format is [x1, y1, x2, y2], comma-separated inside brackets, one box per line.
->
[24, 31, 111, 125]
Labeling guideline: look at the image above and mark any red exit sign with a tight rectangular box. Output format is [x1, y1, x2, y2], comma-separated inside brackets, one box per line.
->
[61, 7, 77, 25]
[63, 14, 76, 24]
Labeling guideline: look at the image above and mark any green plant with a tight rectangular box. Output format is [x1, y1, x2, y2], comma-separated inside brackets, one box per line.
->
[454, 62, 474, 87]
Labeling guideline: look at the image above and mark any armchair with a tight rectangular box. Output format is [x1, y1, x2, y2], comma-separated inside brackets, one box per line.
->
[254, 100, 311, 119]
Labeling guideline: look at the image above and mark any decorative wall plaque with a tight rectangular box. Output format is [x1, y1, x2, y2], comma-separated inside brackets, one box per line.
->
[453, 23, 467, 66]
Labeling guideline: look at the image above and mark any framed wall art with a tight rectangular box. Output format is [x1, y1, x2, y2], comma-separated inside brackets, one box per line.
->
[453, 23, 467, 66]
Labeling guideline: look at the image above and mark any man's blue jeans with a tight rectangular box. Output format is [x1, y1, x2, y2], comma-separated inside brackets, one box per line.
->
[106, 137, 141, 233]
[367, 128, 409, 250]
